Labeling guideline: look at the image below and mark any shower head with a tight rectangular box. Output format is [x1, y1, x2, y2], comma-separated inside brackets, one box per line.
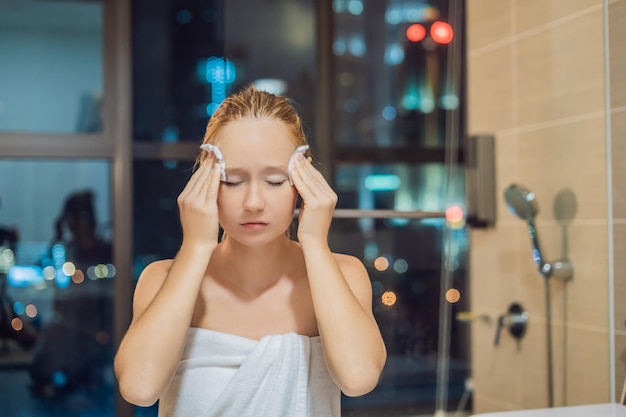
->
[504, 184, 547, 270]
[504, 184, 538, 223]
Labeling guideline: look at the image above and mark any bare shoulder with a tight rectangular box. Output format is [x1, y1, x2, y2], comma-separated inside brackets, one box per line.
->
[131, 259, 174, 323]
[139, 259, 174, 277]
[332, 252, 368, 277]
[136, 259, 174, 289]
[332, 253, 373, 310]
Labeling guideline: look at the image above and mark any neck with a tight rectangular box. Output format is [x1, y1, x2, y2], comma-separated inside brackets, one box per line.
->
[212, 235, 301, 295]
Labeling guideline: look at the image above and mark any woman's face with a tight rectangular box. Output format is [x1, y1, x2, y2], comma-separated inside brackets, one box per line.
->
[214, 118, 299, 246]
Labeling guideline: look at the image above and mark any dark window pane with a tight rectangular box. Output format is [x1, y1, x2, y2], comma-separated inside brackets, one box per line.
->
[133, 160, 191, 278]
[132, 0, 316, 144]
[0, 2, 103, 134]
[328, 219, 470, 416]
[332, 0, 464, 150]
[131, 161, 193, 417]
[0, 159, 114, 416]
[335, 163, 465, 212]
[132, 0, 224, 142]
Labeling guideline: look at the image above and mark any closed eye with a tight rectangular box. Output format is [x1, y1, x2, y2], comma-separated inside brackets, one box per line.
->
[222, 181, 243, 187]
[267, 180, 286, 187]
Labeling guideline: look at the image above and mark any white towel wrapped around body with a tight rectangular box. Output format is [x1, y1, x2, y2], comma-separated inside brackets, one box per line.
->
[158, 327, 341, 417]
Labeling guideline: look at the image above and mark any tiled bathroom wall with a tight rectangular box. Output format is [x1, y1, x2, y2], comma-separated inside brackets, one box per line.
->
[610, 0, 626, 406]
[466, 0, 616, 412]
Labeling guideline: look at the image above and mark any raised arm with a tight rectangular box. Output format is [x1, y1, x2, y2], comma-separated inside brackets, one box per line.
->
[114, 159, 222, 406]
[289, 153, 387, 397]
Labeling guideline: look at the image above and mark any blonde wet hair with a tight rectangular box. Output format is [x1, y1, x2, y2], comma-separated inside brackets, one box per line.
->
[197, 86, 310, 165]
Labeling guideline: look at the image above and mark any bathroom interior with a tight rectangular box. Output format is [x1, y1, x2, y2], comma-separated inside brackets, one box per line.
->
[0, 0, 624, 416]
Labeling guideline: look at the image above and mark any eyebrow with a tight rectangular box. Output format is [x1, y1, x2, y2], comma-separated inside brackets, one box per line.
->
[225, 166, 289, 175]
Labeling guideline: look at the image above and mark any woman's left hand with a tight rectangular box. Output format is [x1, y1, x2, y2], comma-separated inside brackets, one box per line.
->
[289, 152, 338, 247]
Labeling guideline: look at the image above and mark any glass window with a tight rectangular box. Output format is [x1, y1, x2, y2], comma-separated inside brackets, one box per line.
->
[328, 219, 470, 416]
[0, 159, 114, 416]
[0, 2, 103, 134]
[133, 160, 193, 276]
[132, 160, 193, 417]
[331, 1, 470, 415]
[332, 0, 463, 150]
[335, 163, 465, 213]
[132, 0, 316, 144]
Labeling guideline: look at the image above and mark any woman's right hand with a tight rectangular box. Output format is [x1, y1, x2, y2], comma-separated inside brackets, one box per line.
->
[176, 157, 222, 253]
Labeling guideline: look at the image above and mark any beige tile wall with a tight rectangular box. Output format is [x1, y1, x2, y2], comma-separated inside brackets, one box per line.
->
[610, 2, 626, 399]
[466, 0, 613, 412]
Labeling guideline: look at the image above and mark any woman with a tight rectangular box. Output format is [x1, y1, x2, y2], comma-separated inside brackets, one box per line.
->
[114, 86, 386, 416]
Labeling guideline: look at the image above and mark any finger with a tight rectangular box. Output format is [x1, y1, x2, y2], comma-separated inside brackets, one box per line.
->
[181, 158, 215, 200]
[188, 160, 215, 198]
[294, 156, 334, 199]
[290, 157, 316, 200]
[178, 167, 200, 200]
[295, 160, 338, 212]
[202, 161, 222, 205]
[292, 157, 333, 205]
[301, 163, 331, 196]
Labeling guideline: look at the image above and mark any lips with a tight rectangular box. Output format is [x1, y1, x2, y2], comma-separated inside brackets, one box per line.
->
[241, 221, 268, 229]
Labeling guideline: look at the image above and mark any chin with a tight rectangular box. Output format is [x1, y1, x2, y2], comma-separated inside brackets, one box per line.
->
[224, 228, 291, 248]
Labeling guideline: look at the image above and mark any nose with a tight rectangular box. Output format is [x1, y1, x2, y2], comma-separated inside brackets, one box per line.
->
[243, 183, 265, 212]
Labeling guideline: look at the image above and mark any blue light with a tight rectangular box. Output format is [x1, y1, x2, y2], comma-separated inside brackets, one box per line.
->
[382, 106, 397, 121]
[163, 161, 178, 170]
[406, 8, 423, 22]
[421, 97, 435, 113]
[385, 9, 402, 25]
[439, 94, 459, 110]
[162, 125, 179, 143]
[364, 241, 378, 260]
[177, 10, 192, 24]
[197, 57, 237, 114]
[384, 43, 404, 66]
[385, 4, 433, 25]
[333, 40, 347, 56]
[13, 301, 25, 315]
[204, 57, 236, 84]
[7, 265, 43, 287]
[401, 94, 419, 110]
[52, 371, 67, 387]
[206, 102, 220, 116]
[348, 36, 366, 57]
[364, 174, 401, 191]
[388, 218, 410, 227]
[56, 268, 70, 289]
[51, 243, 66, 262]
[347, 0, 363, 15]
[333, 0, 347, 13]
[421, 218, 447, 228]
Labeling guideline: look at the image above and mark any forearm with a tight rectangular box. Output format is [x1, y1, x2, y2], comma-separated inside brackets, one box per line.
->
[302, 243, 386, 396]
[115, 243, 214, 405]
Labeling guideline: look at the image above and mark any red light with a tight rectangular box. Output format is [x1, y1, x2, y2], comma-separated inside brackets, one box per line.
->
[431, 21, 454, 44]
[406, 24, 426, 42]
[445, 205, 464, 223]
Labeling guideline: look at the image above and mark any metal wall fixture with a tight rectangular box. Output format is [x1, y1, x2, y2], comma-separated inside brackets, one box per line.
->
[504, 184, 574, 408]
[494, 303, 528, 348]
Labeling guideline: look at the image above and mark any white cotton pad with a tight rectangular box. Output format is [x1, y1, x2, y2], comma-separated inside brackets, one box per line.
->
[200, 144, 227, 181]
[288, 145, 310, 185]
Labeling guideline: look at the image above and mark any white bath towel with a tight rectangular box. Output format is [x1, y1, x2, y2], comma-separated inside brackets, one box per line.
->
[158, 327, 341, 417]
